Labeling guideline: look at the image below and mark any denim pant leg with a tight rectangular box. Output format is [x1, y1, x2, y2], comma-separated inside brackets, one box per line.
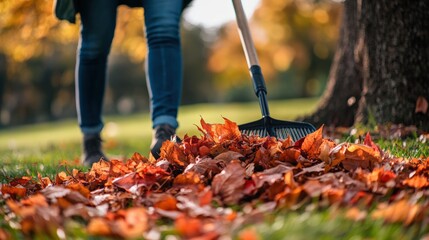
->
[143, 0, 183, 129]
[75, 0, 117, 134]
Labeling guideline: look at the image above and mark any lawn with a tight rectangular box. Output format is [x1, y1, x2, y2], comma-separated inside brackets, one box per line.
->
[1, 98, 428, 240]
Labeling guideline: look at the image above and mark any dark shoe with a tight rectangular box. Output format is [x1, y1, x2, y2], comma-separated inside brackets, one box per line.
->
[150, 124, 180, 159]
[82, 133, 108, 167]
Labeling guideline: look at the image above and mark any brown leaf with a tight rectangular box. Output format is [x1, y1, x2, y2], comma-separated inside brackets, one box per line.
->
[184, 156, 225, 179]
[302, 179, 325, 198]
[415, 96, 428, 114]
[252, 165, 293, 189]
[212, 160, 246, 205]
[214, 151, 244, 163]
[113, 165, 170, 193]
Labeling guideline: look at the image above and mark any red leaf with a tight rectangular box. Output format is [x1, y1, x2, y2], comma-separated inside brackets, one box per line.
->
[1, 185, 27, 198]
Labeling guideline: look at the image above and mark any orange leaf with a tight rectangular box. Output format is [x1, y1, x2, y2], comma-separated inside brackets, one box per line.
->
[120, 207, 148, 238]
[300, 126, 324, 159]
[175, 215, 203, 238]
[199, 188, 213, 206]
[67, 182, 91, 198]
[345, 207, 367, 221]
[173, 172, 201, 187]
[154, 194, 178, 211]
[198, 117, 241, 143]
[403, 175, 429, 189]
[238, 228, 261, 240]
[21, 194, 48, 207]
[87, 218, 112, 236]
[56, 171, 71, 184]
[342, 144, 382, 170]
[372, 200, 421, 225]
[160, 140, 188, 167]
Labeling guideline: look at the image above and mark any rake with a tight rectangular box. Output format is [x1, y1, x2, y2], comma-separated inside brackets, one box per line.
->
[232, 0, 316, 141]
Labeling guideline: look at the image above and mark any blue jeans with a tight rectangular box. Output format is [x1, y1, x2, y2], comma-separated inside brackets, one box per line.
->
[76, 0, 183, 134]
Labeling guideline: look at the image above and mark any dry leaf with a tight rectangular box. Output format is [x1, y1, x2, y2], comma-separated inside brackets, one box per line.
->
[403, 175, 429, 189]
[300, 126, 324, 159]
[372, 200, 421, 225]
[212, 160, 246, 205]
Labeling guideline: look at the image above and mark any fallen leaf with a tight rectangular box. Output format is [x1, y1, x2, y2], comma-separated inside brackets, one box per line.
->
[198, 117, 242, 143]
[372, 200, 421, 225]
[87, 218, 111, 236]
[212, 160, 246, 205]
[160, 140, 189, 167]
[175, 215, 204, 238]
[343, 144, 382, 171]
[403, 175, 429, 189]
[173, 171, 202, 187]
[345, 207, 367, 221]
[1, 185, 27, 198]
[300, 126, 324, 159]
[238, 227, 261, 240]
[66, 182, 90, 198]
[184, 156, 225, 179]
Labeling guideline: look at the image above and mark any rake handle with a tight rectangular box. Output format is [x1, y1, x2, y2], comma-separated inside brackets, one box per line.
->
[232, 0, 271, 118]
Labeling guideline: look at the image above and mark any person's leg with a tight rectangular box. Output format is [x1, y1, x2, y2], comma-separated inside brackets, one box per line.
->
[143, 0, 184, 158]
[75, 0, 117, 165]
[143, 0, 183, 129]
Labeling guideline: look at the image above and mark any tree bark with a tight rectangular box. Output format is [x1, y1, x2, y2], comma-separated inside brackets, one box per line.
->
[302, 0, 429, 131]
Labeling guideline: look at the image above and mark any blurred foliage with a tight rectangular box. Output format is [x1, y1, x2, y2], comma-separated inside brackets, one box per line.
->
[209, 0, 341, 100]
[0, 0, 341, 128]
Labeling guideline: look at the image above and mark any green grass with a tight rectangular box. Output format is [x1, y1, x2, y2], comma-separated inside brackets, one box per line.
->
[1, 98, 428, 239]
[0, 98, 318, 180]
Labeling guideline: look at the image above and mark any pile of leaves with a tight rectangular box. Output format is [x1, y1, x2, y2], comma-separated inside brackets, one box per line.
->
[1, 118, 429, 239]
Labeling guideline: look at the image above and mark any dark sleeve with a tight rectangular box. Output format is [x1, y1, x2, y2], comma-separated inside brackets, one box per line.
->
[182, 0, 193, 10]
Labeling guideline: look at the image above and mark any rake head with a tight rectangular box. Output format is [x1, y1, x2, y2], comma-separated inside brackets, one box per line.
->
[239, 117, 316, 141]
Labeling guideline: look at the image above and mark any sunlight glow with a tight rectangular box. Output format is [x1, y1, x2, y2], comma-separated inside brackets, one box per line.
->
[183, 0, 261, 28]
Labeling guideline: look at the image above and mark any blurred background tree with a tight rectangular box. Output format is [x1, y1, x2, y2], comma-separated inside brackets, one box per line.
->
[0, 0, 341, 128]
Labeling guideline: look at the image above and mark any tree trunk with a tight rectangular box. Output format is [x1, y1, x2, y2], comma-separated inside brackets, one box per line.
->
[302, 0, 429, 131]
